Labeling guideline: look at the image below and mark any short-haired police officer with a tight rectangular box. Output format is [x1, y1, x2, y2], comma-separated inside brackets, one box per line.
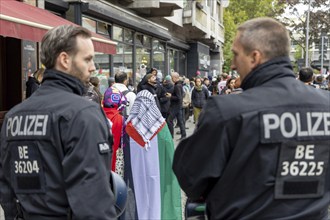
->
[0, 25, 117, 219]
[173, 17, 330, 219]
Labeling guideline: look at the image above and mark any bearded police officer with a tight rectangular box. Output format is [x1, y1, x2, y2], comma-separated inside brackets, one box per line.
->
[0, 25, 117, 219]
[173, 17, 330, 219]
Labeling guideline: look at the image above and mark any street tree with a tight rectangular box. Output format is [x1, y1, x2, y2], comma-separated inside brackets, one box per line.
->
[223, 0, 285, 72]
[278, 0, 330, 63]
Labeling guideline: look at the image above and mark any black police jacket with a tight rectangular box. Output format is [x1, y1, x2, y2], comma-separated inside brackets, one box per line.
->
[0, 69, 117, 219]
[173, 57, 330, 220]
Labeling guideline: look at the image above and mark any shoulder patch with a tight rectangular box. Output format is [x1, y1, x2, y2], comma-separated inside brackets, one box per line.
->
[98, 142, 111, 154]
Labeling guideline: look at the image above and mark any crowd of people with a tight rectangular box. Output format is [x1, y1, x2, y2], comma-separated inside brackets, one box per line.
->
[1, 17, 330, 220]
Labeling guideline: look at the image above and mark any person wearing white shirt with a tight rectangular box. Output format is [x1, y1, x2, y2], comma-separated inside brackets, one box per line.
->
[112, 71, 136, 116]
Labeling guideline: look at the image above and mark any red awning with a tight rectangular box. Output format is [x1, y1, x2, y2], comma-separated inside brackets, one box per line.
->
[0, 0, 116, 54]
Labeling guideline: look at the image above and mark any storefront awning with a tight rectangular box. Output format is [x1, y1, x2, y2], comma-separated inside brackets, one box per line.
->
[0, 0, 117, 54]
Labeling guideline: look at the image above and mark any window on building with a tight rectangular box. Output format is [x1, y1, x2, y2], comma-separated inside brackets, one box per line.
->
[153, 39, 165, 78]
[169, 48, 187, 76]
[135, 33, 152, 86]
[217, 1, 222, 23]
[112, 26, 134, 88]
[82, 16, 112, 96]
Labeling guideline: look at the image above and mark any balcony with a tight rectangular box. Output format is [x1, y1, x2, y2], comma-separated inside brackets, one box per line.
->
[119, 0, 182, 17]
[183, 0, 224, 45]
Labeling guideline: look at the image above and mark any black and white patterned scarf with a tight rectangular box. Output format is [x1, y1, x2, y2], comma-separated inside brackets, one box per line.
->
[126, 90, 165, 149]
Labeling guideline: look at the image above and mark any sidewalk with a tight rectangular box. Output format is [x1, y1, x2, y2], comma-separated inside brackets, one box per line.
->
[173, 115, 195, 147]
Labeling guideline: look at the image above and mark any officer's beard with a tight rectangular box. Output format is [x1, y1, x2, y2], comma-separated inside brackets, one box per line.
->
[69, 60, 90, 87]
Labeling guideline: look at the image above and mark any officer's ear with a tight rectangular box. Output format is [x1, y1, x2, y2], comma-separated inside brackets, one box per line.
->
[56, 52, 72, 71]
[250, 50, 264, 69]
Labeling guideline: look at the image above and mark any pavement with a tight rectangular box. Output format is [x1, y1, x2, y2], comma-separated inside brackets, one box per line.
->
[173, 115, 195, 147]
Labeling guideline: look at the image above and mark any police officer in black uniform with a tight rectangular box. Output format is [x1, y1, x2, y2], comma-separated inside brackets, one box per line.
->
[0, 25, 117, 219]
[173, 17, 330, 219]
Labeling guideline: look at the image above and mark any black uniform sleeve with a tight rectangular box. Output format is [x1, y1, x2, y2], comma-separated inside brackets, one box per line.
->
[0, 119, 17, 219]
[60, 106, 117, 219]
[172, 98, 231, 199]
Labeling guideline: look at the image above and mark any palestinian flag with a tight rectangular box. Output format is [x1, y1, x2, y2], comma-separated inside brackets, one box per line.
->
[129, 124, 182, 220]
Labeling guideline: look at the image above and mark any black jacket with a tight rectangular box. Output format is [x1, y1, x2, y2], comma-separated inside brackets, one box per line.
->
[170, 81, 184, 110]
[159, 82, 174, 114]
[173, 57, 330, 220]
[191, 86, 209, 108]
[0, 69, 116, 219]
[26, 76, 40, 98]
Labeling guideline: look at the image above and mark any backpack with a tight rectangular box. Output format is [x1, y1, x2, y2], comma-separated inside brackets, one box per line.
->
[182, 86, 191, 108]
[121, 89, 131, 118]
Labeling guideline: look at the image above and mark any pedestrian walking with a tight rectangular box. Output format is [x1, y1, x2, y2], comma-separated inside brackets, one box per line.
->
[173, 17, 330, 219]
[167, 72, 186, 140]
[0, 25, 117, 219]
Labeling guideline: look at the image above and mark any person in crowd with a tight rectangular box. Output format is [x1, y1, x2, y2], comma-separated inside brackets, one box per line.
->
[108, 76, 115, 87]
[139, 73, 162, 110]
[125, 90, 182, 220]
[210, 77, 219, 95]
[202, 77, 211, 95]
[102, 87, 127, 173]
[217, 72, 228, 94]
[182, 77, 192, 123]
[137, 67, 159, 93]
[314, 74, 328, 90]
[173, 17, 330, 220]
[298, 67, 319, 88]
[0, 25, 116, 219]
[90, 76, 103, 103]
[167, 72, 186, 140]
[231, 76, 243, 94]
[159, 75, 174, 119]
[112, 71, 136, 116]
[191, 77, 209, 123]
[107, 75, 140, 219]
[26, 68, 45, 98]
[84, 79, 102, 105]
[220, 77, 236, 95]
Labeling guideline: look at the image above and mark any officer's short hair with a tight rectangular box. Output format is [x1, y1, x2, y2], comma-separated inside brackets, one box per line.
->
[41, 25, 92, 69]
[237, 17, 290, 60]
[298, 67, 314, 83]
[114, 71, 128, 84]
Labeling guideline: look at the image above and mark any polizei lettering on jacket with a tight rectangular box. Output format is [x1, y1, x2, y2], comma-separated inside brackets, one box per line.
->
[6, 114, 50, 139]
[260, 110, 330, 142]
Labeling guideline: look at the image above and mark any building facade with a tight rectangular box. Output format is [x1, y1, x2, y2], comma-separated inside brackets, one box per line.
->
[0, 0, 225, 112]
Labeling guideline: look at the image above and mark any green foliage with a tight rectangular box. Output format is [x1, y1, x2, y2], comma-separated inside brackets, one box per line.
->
[223, 0, 286, 71]
[277, 0, 329, 62]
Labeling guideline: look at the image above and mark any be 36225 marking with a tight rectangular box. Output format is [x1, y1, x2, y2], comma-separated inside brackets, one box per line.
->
[280, 144, 325, 177]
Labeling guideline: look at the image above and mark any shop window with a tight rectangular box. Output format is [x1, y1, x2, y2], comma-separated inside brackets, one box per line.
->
[143, 36, 151, 48]
[136, 33, 143, 46]
[169, 49, 186, 76]
[93, 52, 110, 96]
[124, 29, 133, 44]
[113, 26, 123, 41]
[179, 52, 187, 76]
[97, 21, 109, 36]
[113, 43, 133, 88]
[82, 17, 96, 32]
[153, 40, 166, 78]
[135, 47, 150, 86]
